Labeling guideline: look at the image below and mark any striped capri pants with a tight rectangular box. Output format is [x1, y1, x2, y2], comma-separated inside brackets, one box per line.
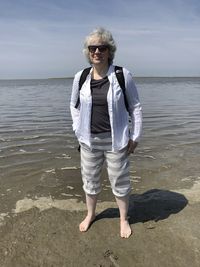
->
[80, 132, 131, 197]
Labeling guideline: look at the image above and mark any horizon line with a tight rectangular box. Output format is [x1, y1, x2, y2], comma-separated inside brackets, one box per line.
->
[1, 76, 200, 81]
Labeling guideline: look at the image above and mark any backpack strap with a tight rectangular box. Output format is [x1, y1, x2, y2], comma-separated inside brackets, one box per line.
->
[114, 66, 129, 112]
[75, 66, 129, 112]
[75, 67, 92, 108]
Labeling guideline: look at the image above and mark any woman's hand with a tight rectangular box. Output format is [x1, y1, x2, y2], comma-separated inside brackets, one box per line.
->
[127, 139, 138, 154]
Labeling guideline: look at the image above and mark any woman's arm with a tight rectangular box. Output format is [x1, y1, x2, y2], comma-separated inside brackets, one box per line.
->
[124, 69, 143, 144]
[70, 71, 82, 132]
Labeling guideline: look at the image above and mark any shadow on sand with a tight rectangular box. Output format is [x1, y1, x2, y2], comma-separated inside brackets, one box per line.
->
[95, 189, 188, 224]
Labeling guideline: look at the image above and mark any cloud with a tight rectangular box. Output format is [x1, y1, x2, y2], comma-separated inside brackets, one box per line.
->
[0, 0, 200, 78]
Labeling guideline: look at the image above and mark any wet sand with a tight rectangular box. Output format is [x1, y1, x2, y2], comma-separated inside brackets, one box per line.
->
[1, 156, 200, 267]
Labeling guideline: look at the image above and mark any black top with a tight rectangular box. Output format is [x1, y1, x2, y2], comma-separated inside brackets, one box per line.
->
[90, 76, 111, 134]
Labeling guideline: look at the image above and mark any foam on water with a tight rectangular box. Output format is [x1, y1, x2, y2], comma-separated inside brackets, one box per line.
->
[175, 178, 200, 204]
[13, 197, 117, 213]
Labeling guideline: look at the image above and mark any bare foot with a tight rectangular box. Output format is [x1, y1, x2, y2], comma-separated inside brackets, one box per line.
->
[79, 215, 95, 232]
[120, 220, 132, 238]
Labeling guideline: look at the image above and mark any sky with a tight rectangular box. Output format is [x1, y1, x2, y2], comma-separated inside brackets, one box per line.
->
[0, 0, 200, 79]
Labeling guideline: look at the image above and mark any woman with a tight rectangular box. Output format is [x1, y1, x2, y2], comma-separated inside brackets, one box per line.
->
[70, 27, 142, 238]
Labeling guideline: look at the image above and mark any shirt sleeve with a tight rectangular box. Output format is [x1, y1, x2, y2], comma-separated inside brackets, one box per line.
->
[70, 71, 82, 132]
[124, 69, 142, 142]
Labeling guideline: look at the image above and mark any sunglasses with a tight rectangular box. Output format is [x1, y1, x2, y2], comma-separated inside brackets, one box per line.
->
[88, 45, 109, 53]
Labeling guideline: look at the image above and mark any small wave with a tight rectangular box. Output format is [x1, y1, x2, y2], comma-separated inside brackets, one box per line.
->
[55, 154, 71, 159]
[23, 135, 40, 140]
[19, 149, 27, 153]
[45, 169, 56, 173]
[0, 156, 53, 170]
[136, 154, 156, 160]
[60, 166, 78, 170]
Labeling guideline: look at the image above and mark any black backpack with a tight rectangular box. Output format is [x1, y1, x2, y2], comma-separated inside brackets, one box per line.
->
[75, 66, 129, 112]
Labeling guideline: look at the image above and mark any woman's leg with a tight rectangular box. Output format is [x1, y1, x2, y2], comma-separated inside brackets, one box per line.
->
[115, 194, 132, 238]
[80, 144, 104, 232]
[79, 194, 97, 232]
[106, 148, 132, 238]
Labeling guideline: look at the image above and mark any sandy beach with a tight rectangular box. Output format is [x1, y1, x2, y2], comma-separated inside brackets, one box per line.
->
[0, 158, 200, 267]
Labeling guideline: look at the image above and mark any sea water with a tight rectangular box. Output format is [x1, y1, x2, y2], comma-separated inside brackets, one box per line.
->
[0, 77, 200, 189]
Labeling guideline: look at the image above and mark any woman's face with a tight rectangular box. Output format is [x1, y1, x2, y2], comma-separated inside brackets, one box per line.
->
[88, 36, 109, 66]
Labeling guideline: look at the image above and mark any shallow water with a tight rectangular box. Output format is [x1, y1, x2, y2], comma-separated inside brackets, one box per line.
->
[0, 77, 200, 188]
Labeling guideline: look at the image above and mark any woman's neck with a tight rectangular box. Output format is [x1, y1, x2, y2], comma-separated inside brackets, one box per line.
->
[92, 64, 109, 80]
